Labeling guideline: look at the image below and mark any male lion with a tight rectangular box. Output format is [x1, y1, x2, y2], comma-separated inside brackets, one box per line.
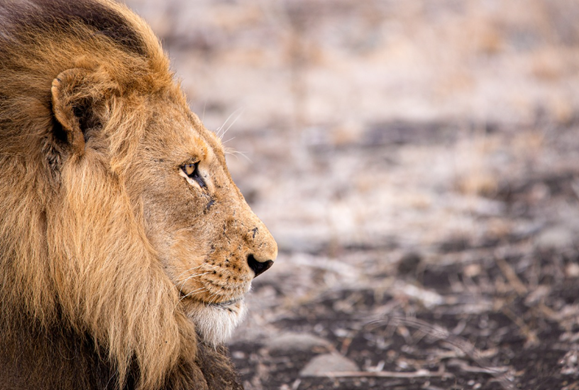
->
[0, 1, 277, 389]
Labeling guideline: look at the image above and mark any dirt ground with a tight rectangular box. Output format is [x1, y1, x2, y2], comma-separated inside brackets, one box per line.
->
[125, 1, 579, 389]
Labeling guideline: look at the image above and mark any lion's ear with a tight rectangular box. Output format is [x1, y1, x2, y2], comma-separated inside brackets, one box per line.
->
[51, 68, 110, 156]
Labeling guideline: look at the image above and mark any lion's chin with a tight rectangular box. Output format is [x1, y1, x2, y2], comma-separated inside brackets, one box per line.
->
[185, 299, 247, 346]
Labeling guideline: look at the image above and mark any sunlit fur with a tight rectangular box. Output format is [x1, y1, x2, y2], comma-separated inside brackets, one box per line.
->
[0, 1, 277, 389]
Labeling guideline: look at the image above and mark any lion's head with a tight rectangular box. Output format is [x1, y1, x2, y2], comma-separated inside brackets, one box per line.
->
[0, 0, 276, 388]
[123, 78, 278, 345]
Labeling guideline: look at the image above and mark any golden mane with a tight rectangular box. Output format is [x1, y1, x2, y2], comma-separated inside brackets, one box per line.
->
[0, 1, 273, 389]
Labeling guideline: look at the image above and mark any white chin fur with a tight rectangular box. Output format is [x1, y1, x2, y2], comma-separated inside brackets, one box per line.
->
[187, 300, 247, 346]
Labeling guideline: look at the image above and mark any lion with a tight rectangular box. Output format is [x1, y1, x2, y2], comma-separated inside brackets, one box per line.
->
[0, 1, 277, 389]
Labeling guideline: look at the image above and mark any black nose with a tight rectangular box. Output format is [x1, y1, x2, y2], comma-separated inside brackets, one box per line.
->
[247, 254, 273, 278]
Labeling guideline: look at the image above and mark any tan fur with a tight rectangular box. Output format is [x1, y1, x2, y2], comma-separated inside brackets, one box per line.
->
[0, 1, 277, 389]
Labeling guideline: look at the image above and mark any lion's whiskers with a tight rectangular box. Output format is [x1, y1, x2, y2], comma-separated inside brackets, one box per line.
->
[177, 286, 208, 304]
[173, 265, 204, 280]
[215, 107, 244, 140]
[177, 272, 211, 290]
[224, 147, 251, 163]
[206, 291, 224, 304]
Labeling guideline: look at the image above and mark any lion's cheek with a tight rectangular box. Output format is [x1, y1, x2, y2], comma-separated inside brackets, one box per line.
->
[184, 300, 247, 346]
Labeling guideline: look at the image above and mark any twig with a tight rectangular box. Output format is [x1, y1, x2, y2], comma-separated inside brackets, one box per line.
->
[571, 179, 579, 200]
[501, 307, 539, 347]
[448, 359, 509, 374]
[495, 257, 528, 295]
[291, 379, 301, 390]
[307, 368, 452, 379]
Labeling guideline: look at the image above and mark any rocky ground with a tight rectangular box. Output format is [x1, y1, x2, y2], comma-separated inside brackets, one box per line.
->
[125, 1, 579, 388]
[225, 120, 579, 390]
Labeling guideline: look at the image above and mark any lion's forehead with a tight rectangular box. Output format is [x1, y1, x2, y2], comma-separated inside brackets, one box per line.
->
[143, 102, 224, 165]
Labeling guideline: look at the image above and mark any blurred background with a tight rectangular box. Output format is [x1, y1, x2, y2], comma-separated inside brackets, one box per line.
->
[125, 1, 579, 389]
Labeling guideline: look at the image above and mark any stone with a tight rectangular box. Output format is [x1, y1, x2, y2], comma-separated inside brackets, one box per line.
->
[535, 226, 575, 250]
[299, 353, 359, 377]
[265, 332, 332, 353]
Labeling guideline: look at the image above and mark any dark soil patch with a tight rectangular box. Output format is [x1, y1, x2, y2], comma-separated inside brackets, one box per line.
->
[230, 240, 579, 389]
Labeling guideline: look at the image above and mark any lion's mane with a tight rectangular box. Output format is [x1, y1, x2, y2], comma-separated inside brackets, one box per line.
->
[0, 1, 243, 389]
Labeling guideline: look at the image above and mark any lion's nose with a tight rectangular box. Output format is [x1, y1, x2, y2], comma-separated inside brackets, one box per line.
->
[247, 254, 273, 278]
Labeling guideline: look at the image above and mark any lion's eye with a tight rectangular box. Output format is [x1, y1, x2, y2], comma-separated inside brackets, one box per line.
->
[181, 162, 206, 188]
[184, 163, 195, 176]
